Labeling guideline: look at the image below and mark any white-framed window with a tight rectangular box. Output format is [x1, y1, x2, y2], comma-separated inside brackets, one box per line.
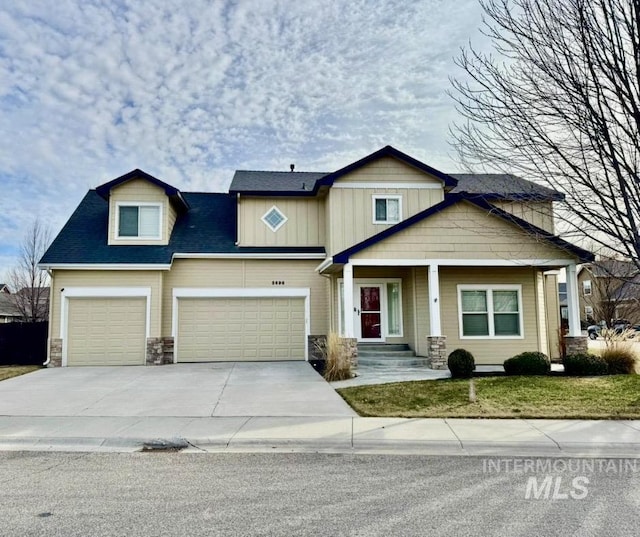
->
[262, 206, 288, 232]
[372, 195, 401, 224]
[585, 305, 594, 317]
[458, 285, 523, 339]
[582, 280, 592, 296]
[116, 203, 162, 239]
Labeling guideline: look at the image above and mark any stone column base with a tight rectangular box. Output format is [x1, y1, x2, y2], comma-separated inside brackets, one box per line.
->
[307, 335, 358, 368]
[341, 337, 358, 369]
[564, 336, 588, 356]
[48, 338, 62, 367]
[146, 337, 174, 365]
[427, 335, 447, 370]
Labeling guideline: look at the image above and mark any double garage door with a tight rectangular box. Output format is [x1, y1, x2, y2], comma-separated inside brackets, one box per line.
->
[177, 297, 306, 361]
[65, 295, 305, 365]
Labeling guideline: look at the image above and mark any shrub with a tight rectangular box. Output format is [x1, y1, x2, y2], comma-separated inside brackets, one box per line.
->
[600, 347, 638, 375]
[563, 353, 608, 376]
[447, 349, 475, 378]
[503, 351, 550, 376]
[320, 332, 352, 382]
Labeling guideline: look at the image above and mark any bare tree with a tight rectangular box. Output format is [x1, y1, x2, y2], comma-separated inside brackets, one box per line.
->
[8, 220, 51, 322]
[583, 259, 640, 324]
[449, 0, 640, 267]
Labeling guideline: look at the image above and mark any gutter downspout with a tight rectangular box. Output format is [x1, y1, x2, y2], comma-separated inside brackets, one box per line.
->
[42, 269, 53, 366]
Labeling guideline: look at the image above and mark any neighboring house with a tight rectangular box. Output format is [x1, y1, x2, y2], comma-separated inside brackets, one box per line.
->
[39, 145, 593, 367]
[0, 284, 9, 294]
[577, 260, 640, 325]
[0, 291, 21, 323]
[13, 286, 50, 322]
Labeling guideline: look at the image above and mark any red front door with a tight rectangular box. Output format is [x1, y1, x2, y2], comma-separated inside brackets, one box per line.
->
[359, 286, 382, 340]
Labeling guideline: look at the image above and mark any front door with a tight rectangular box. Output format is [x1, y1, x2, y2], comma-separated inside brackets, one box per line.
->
[355, 285, 384, 341]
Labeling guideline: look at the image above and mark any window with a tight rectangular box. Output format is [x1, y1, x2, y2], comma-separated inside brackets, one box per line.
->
[117, 204, 161, 239]
[373, 196, 401, 224]
[458, 286, 522, 338]
[262, 206, 287, 232]
[386, 282, 402, 336]
[582, 280, 592, 296]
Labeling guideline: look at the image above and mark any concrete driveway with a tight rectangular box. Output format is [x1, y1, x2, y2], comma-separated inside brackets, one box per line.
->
[0, 363, 355, 417]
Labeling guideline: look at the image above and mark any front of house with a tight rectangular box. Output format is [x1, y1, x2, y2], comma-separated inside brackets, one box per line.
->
[39, 146, 592, 367]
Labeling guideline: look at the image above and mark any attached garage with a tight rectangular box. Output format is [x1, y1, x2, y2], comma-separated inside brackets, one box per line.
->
[174, 290, 309, 362]
[66, 297, 147, 366]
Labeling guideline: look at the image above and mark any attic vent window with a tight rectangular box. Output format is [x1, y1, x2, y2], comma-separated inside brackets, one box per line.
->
[262, 206, 287, 232]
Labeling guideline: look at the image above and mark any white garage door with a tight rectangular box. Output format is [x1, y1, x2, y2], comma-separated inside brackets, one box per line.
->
[177, 297, 306, 362]
[66, 298, 146, 366]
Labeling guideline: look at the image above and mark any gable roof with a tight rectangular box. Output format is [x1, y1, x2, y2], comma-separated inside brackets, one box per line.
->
[230, 146, 561, 201]
[95, 169, 190, 212]
[39, 191, 324, 266]
[586, 259, 639, 278]
[332, 193, 594, 264]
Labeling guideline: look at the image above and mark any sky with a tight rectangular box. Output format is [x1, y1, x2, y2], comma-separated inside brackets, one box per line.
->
[0, 0, 489, 280]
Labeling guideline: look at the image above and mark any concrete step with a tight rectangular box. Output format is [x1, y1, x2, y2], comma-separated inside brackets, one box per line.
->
[358, 350, 417, 358]
[358, 357, 432, 367]
[357, 344, 410, 352]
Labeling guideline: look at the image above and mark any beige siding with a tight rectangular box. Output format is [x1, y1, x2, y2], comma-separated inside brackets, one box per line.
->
[439, 267, 540, 364]
[328, 187, 444, 255]
[238, 197, 325, 246]
[162, 259, 328, 336]
[351, 201, 572, 261]
[49, 270, 163, 339]
[177, 297, 305, 361]
[67, 297, 146, 366]
[108, 179, 171, 245]
[545, 273, 561, 359]
[492, 200, 555, 233]
[335, 157, 444, 184]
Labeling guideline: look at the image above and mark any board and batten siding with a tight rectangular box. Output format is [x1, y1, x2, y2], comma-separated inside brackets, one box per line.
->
[108, 179, 176, 246]
[351, 201, 569, 261]
[439, 267, 541, 364]
[238, 197, 325, 247]
[334, 156, 444, 184]
[161, 259, 329, 336]
[49, 270, 164, 339]
[491, 200, 555, 234]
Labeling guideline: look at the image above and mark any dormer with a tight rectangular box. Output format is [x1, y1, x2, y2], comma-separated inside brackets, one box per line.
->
[96, 169, 189, 246]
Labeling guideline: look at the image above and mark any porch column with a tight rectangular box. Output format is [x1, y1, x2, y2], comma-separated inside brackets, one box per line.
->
[343, 263, 355, 338]
[428, 264, 442, 336]
[565, 263, 582, 337]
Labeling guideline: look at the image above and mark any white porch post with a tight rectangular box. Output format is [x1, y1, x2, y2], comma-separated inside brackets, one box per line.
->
[565, 263, 581, 337]
[343, 263, 355, 338]
[428, 264, 442, 336]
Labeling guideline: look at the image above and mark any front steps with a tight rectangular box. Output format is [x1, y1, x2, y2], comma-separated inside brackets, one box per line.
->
[357, 343, 431, 367]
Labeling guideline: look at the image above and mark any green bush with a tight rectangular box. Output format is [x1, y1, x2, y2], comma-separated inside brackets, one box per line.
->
[503, 351, 550, 376]
[600, 347, 637, 375]
[447, 349, 475, 378]
[563, 353, 608, 376]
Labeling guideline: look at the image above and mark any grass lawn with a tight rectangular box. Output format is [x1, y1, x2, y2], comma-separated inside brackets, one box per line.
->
[337, 375, 640, 419]
[0, 366, 40, 382]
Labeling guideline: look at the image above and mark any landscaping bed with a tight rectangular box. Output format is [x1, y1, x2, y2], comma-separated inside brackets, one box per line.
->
[0, 366, 40, 382]
[337, 375, 640, 419]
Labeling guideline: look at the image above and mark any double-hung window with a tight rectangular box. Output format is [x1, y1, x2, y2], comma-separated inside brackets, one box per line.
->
[373, 195, 401, 224]
[458, 285, 522, 338]
[117, 203, 162, 239]
[582, 280, 592, 296]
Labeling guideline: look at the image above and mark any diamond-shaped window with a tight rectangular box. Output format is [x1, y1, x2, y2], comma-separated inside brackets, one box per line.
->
[262, 206, 288, 232]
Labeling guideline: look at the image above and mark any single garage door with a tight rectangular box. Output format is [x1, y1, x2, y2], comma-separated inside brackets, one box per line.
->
[177, 297, 305, 362]
[66, 298, 146, 366]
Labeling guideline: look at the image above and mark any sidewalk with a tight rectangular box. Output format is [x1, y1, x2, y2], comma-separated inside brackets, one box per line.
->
[2, 415, 640, 457]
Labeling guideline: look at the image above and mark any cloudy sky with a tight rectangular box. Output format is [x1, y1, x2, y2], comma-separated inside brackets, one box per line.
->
[0, 0, 489, 278]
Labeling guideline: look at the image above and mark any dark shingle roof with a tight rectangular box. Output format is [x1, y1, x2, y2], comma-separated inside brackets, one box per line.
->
[39, 191, 324, 266]
[449, 174, 563, 201]
[588, 259, 638, 278]
[230, 171, 329, 194]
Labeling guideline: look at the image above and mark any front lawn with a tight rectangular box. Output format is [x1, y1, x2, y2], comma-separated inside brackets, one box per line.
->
[0, 366, 40, 382]
[337, 375, 640, 419]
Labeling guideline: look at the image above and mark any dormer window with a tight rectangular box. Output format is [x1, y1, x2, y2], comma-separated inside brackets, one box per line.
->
[117, 203, 162, 239]
[262, 206, 287, 232]
[373, 195, 401, 224]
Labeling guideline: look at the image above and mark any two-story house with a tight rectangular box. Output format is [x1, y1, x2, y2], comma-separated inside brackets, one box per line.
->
[39, 146, 592, 367]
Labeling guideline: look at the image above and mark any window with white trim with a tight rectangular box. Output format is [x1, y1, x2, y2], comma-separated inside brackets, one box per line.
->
[582, 280, 592, 296]
[117, 203, 162, 239]
[458, 285, 522, 338]
[372, 195, 401, 224]
[262, 206, 288, 232]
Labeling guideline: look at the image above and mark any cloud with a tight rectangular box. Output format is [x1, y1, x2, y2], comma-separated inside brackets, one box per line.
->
[0, 0, 486, 270]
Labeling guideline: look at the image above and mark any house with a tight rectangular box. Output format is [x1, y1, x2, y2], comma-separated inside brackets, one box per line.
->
[577, 259, 640, 325]
[0, 290, 21, 323]
[39, 145, 593, 367]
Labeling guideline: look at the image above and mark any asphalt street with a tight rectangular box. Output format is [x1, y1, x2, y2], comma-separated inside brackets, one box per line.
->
[1, 452, 640, 536]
